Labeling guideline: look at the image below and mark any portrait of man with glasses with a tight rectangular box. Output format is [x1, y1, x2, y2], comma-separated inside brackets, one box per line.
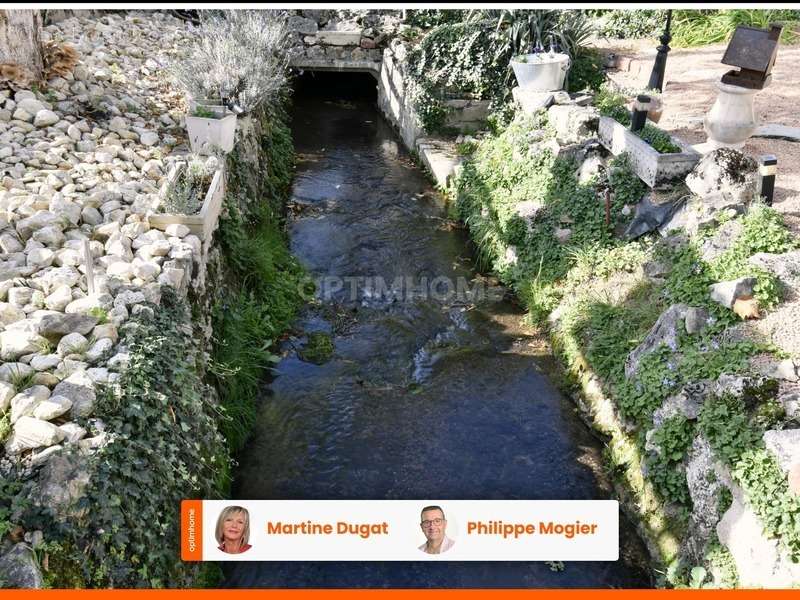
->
[418, 505, 455, 554]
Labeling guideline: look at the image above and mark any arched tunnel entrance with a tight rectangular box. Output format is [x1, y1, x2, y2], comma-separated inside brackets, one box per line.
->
[291, 69, 379, 102]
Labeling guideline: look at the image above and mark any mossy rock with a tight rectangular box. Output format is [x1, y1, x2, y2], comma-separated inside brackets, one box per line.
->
[298, 332, 334, 364]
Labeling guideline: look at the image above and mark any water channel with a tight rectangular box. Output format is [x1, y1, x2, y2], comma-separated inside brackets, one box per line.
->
[223, 72, 651, 588]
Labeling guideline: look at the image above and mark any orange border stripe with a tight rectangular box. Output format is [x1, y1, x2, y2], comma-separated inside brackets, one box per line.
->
[2, 590, 799, 597]
[2, 589, 799, 600]
[181, 499, 203, 561]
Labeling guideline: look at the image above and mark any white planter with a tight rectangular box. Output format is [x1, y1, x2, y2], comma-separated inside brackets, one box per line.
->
[511, 53, 571, 92]
[598, 116, 701, 188]
[149, 162, 226, 241]
[185, 112, 237, 155]
[704, 81, 759, 151]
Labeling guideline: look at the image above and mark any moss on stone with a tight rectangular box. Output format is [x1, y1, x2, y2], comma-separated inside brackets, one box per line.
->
[299, 331, 335, 365]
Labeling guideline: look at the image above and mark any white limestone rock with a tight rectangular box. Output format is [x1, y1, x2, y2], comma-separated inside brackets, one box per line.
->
[30, 354, 61, 371]
[0, 363, 34, 384]
[9, 385, 50, 423]
[0, 381, 16, 412]
[32, 395, 72, 420]
[58, 422, 87, 443]
[91, 323, 118, 343]
[0, 329, 48, 361]
[85, 338, 113, 363]
[5, 416, 65, 454]
[56, 332, 88, 357]
[0, 303, 25, 326]
[165, 223, 190, 238]
[27, 248, 55, 269]
[52, 370, 95, 418]
[44, 285, 73, 311]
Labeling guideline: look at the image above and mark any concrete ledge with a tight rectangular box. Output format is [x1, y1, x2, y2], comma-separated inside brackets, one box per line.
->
[290, 58, 381, 80]
[513, 87, 555, 115]
[415, 138, 463, 189]
[315, 30, 362, 46]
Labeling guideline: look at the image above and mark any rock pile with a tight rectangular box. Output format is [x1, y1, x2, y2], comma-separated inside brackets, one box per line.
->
[0, 12, 202, 465]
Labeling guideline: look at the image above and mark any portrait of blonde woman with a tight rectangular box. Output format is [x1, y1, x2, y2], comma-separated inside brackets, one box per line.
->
[215, 505, 252, 554]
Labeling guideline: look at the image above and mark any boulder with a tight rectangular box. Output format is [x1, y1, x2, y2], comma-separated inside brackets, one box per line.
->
[32, 395, 72, 420]
[0, 329, 48, 361]
[684, 306, 710, 335]
[0, 302, 25, 326]
[547, 104, 600, 145]
[30, 450, 90, 520]
[58, 422, 87, 443]
[709, 276, 757, 309]
[718, 488, 800, 587]
[52, 370, 96, 418]
[683, 434, 729, 563]
[5, 416, 65, 454]
[64, 293, 113, 315]
[9, 385, 50, 423]
[699, 219, 743, 263]
[30, 354, 61, 371]
[38, 313, 99, 338]
[763, 429, 800, 473]
[749, 250, 800, 296]
[85, 338, 113, 363]
[139, 131, 159, 147]
[0, 381, 15, 412]
[685, 148, 758, 206]
[56, 332, 88, 357]
[625, 304, 689, 379]
[288, 15, 318, 34]
[652, 380, 711, 427]
[44, 285, 73, 311]
[660, 193, 748, 237]
[33, 109, 59, 127]
[0, 363, 34, 384]
[0, 543, 43, 588]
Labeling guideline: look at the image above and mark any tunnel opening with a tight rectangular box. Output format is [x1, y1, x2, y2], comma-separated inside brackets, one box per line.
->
[291, 69, 379, 103]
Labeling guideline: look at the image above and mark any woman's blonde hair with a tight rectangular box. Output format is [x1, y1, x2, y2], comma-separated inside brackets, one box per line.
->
[215, 505, 250, 547]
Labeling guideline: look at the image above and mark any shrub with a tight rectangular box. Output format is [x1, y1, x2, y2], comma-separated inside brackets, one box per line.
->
[404, 9, 467, 29]
[170, 10, 291, 113]
[592, 9, 669, 39]
[406, 21, 509, 132]
[15, 289, 231, 587]
[566, 47, 606, 93]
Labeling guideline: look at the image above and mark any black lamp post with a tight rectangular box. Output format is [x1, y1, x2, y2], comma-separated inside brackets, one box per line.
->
[647, 10, 673, 92]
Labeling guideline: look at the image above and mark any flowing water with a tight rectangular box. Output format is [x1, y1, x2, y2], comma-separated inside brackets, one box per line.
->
[223, 73, 651, 588]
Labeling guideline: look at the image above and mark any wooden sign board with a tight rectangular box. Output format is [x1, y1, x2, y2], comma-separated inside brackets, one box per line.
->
[720, 24, 782, 89]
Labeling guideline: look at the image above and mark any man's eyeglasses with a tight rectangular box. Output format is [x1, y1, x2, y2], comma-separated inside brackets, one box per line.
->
[421, 518, 444, 528]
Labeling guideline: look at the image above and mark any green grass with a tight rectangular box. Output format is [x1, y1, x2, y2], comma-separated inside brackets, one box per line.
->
[209, 102, 309, 454]
[672, 9, 800, 47]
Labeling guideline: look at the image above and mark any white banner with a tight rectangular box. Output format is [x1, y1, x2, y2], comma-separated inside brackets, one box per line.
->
[182, 500, 619, 561]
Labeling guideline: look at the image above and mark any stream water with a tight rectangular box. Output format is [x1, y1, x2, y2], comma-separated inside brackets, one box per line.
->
[223, 72, 651, 588]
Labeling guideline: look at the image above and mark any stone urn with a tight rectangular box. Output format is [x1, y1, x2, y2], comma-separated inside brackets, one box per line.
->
[704, 81, 759, 150]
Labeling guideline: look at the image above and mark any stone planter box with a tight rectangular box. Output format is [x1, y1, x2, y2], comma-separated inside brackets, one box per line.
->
[597, 116, 701, 188]
[149, 162, 225, 241]
[185, 107, 237, 155]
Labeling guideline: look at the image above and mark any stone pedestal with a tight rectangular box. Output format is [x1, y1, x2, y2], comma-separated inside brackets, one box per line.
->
[704, 81, 759, 150]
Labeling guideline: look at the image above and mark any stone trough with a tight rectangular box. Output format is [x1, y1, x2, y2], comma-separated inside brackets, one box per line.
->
[597, 116, 701, 188]
[149, 162, 225, 241]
